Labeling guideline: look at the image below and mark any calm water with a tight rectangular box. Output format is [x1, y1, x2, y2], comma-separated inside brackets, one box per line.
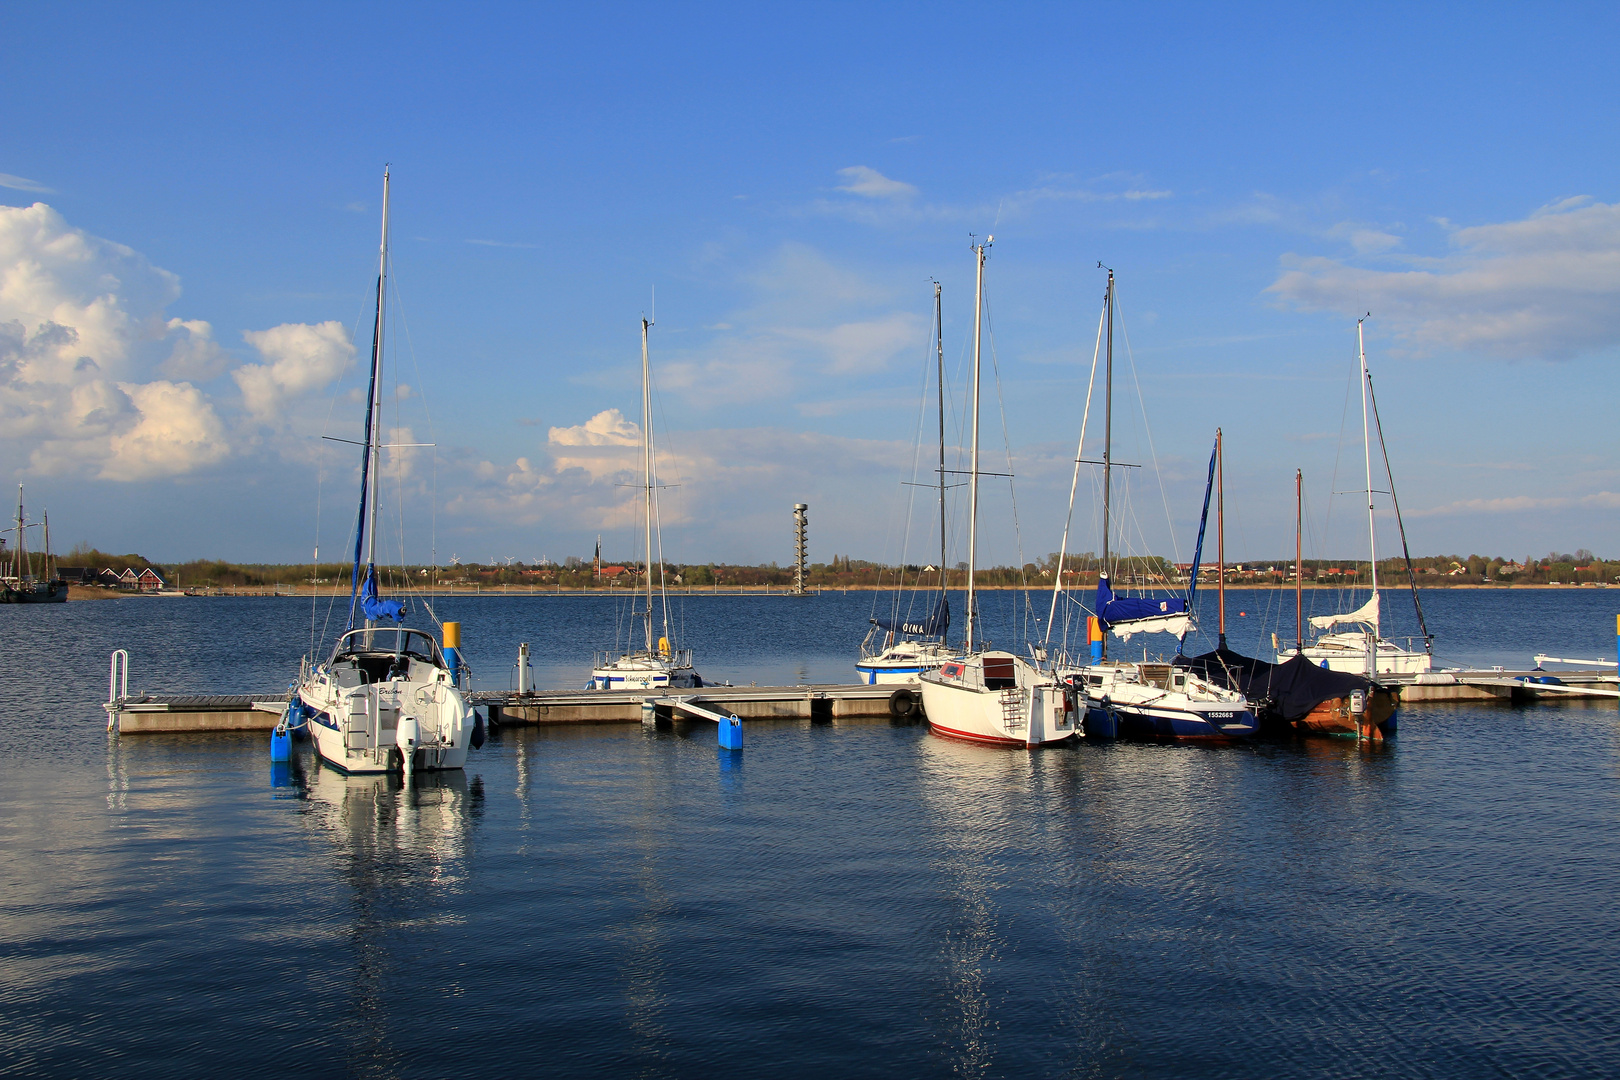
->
[2, 590, 1618, 1077]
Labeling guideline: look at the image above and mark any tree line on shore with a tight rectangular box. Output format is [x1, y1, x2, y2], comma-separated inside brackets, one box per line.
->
[55, 545, 1620, 590]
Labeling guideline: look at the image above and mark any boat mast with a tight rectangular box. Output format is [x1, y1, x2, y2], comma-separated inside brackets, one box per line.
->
[641, 314, 656, 653]
[1217, 428, 1226, 649]
[1357, 316, 1380, 632]
[360, 169, 391, 630]
[12, 485, 22, 581]
[1100, 265, 1114, 662]
[935, 281, 947, 604]
[42, 509, 51, 582]
[965, 238, 988, 653]
[1295, 469, 1304, 653]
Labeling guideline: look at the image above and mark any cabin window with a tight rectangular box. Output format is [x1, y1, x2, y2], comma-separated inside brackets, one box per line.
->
[983, 656, 1017, 690]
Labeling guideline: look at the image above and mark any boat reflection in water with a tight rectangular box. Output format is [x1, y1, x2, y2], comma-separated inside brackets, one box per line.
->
[913, 734, 1092, 1075]
[297, 755, 476, 871]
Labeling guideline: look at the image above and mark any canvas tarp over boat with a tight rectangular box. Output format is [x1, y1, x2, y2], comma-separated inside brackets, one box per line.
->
[1177, 647, 1376, 723]
[1095, 575, 1190, 641]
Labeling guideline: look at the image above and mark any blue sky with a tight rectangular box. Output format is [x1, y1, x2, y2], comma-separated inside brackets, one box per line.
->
[3, 3, 1617, 569]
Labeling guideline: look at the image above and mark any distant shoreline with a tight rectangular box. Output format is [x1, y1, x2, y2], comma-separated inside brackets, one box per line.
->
[62, 581, 1618, 601]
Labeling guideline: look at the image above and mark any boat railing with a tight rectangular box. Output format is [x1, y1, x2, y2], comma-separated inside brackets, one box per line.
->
[593, 647, 694, 670]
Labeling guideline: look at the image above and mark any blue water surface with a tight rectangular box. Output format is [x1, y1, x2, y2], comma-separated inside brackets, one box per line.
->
[1, 589, 1618, 1078]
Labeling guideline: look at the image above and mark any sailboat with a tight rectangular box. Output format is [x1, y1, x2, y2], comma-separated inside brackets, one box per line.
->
[1279, 318, 1432, 676]
[1, 486, 68, 604]
[857, 281, 955, 685]
[590, 314, 700, 690]
[1053, 272, 1255, 741]
[1182, 469, 1398, 739]
[916, 238, 1079, 748]
[290, 169, 478, 777]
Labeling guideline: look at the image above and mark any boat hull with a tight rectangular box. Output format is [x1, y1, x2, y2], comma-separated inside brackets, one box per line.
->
[855, 640, 954, 685]
[591, 648, 699, 690]
[1286, 687, 1399, 738]
[1087, 700, 1258, 741]
[1, 581, 68, 603]
[919, 653, 1078, 748]
[298, 661, 473, 776]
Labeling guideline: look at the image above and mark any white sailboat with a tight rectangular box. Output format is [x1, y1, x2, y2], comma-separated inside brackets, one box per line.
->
[290, 169, 477, 777]
[917, 238, 1079, 748]
[591, 314, 699, 690]
[1279, 318, 1432, 676]
[858, 281, 955, 685]
[1049, 273, 1255, 740]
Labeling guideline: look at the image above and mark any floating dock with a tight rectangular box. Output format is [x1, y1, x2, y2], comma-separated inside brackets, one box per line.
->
[100, 670, 1618, 735]
[474, 684, 902, 725]
[1383, 669, 1620, 702]
[103, 684, 908, 733]
[105, 694, 290, 733]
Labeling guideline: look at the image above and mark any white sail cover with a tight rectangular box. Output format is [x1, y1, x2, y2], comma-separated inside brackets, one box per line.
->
[1110, 614, 1192, 641]
[1308, 593, 1379, 631]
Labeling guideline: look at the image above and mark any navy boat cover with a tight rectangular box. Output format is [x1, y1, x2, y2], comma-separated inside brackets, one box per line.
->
[1095, 576, 1187, 628]
[1178, 647, 1376, 722]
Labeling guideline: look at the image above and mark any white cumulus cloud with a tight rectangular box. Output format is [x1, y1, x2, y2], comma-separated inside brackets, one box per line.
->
[0, 202, 229, 479]
[1268, 197, 1620, 360]
[235, 321, 355, 421]
[547, 408, 642, 481]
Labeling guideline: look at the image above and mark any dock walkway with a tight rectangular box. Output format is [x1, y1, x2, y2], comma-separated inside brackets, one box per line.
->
[100, 670, 1617, 735]
[103, 684, 910, 733]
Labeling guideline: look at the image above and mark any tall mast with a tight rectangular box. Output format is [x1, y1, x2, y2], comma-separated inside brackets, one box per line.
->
[367, 171, 389, 583]
[1295, 469, 1304, 653]
[966, 238, 988, 652]
[1100, 266, 1114, 662]
[42, 508, 51, 581]
[1216, 428, 1226, 649]
[1357, 316, 1379, 630]
[641, 314, 656, 653]
[12, 485, 22, 580]
[935, 280, 947, 601]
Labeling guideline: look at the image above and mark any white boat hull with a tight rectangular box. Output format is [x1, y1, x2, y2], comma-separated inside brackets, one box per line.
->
[591, 648, 698, 690]
[298, 638, 473, 775]
[855, 640, 956, 685]
[919, 651, 1077, 748]
[1280, 632, 1432, 676]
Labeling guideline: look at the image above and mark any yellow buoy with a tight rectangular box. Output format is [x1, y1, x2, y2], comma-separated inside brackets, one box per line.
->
[658, 636, 670, 657]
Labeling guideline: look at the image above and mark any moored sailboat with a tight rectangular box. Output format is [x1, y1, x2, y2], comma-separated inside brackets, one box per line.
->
[917, 238, 1079, 748]
[591, 314, 700, 690]
[858, 282, 954, 685]
[1182, 468, 1398, 739]
[291, 169, 478, 777]
[1048, 272, 1255, 741]
[1, 486, 67, 604]
[1280, 318, 1432, 676]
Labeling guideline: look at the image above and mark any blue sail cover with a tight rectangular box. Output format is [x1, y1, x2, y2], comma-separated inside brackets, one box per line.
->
[875, 595, 949, 638]
[360, 567, 405, 622]
[1096, 575, 1186, 628]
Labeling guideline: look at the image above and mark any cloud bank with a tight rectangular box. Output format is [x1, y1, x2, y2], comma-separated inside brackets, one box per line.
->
[0, 201, 357, 481]
[1268, 197, 1620, 360]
